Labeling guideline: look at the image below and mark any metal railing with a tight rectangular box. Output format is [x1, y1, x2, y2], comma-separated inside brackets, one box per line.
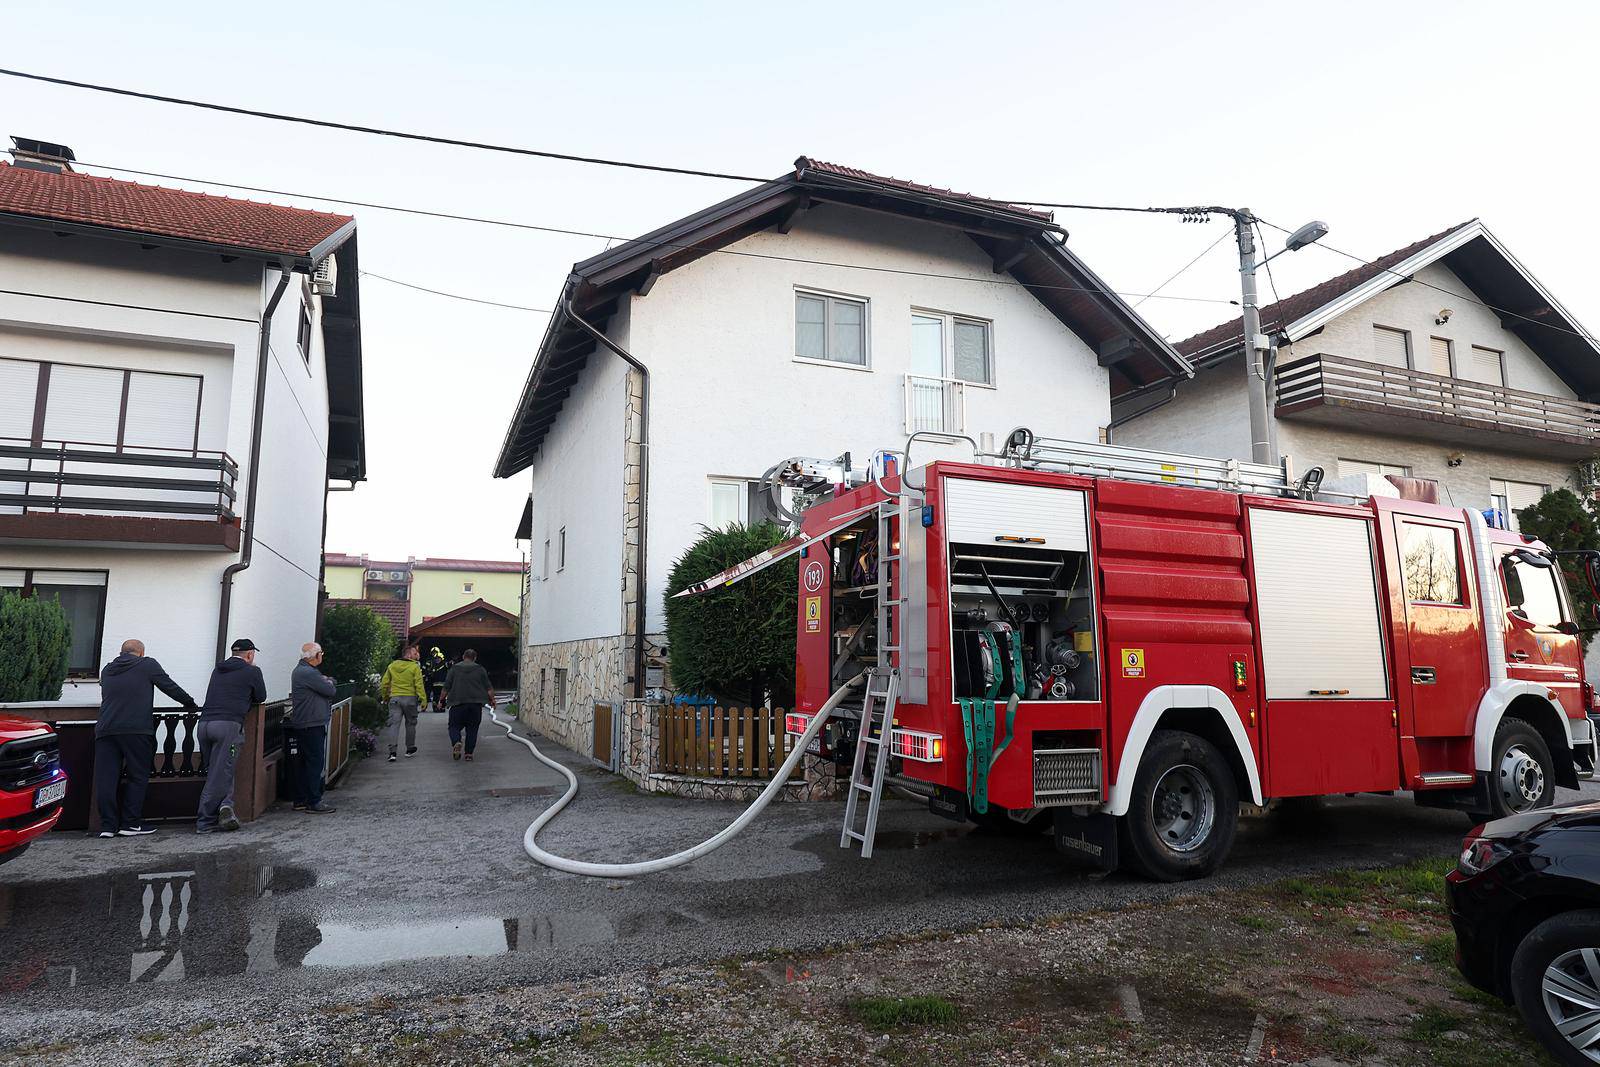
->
[0, 437, 238, 518]
[982, 433, 1296, 495]
[904, 374, 966, 435]
[1276, 353, 1600, 445]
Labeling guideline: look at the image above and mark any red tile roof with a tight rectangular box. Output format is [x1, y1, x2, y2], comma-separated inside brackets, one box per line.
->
[412, 557, 524, 573]
[0, 162, 353, 258]
[795, 157, 1054, 223]
[1177, 221, 1476, 361]
[344, 598, 410, 640]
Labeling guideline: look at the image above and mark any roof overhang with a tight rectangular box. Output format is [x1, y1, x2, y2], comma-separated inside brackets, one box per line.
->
[322, 236, 366, 482]
[0, 210, 355, 275]
[493, 166, 1191, 478]
[514, 495, 532, 540]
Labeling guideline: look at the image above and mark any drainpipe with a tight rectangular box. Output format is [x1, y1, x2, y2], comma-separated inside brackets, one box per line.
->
[1104, 385, 1178, 445]
[562, 297, 650, 700]
[216, 265, 294, 663]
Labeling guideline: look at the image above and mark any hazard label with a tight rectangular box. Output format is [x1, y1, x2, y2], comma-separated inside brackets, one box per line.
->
[1121, 648, 1145, 678]
[805, 596, 822, 633]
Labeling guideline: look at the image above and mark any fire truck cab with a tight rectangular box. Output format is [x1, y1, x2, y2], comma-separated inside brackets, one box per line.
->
[789, 436, 1598, 881]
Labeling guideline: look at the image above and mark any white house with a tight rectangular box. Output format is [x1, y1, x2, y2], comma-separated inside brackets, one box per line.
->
[495, 156, 1190, 757]
[1115, 219, 1600, 523]
[0, 137, 365, 710]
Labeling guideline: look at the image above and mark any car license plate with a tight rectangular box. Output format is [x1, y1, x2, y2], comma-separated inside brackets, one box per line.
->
[34, 779, 66, 809]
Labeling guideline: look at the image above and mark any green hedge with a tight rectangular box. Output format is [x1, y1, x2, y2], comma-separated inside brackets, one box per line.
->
[319, 604, 396, 696]
[0, 591, 71, 703]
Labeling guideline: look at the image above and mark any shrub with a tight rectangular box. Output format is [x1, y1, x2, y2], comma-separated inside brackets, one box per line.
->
[319, 605, 396, 695]
[665, 521, 796, 707]
[0, 591, 71, 703]
[350, 695, 385, 733]
[1516, 487, 1599, 648]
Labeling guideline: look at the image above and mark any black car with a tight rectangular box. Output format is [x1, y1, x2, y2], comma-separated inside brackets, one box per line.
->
[1448, 800, 1600, 1065]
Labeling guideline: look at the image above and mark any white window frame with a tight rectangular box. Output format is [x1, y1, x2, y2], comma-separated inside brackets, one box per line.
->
[542, 539, 550, 580]
[911, 308, 996, 388]
[793, 288, 870, 370]
[708, 477, 748, 528]
[1337, 458, 1412, 480]
[558, 527, 566, 571]
[463, 581, 474, 594]
[1490, 478, 1550, 534]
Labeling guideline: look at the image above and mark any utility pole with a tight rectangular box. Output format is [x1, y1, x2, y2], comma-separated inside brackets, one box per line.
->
[1232, 209, 1276, 465]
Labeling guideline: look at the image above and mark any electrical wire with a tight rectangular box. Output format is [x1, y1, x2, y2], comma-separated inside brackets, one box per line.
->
[251, 537, 321, 584]
[360, 271, 554, 314]
[0, 285, 257, 323]
[1254, 216, 1600, 346]
[56, 159, 1237, 308]
[1133, 227, 1232, 308]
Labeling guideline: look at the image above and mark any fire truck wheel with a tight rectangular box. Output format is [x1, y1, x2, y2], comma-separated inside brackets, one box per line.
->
[1481, 717, 1555, 820]
[1120, 730, 1239, 882]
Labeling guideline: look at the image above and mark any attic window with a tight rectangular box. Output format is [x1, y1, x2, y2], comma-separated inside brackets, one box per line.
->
[297, 301, 314, 364]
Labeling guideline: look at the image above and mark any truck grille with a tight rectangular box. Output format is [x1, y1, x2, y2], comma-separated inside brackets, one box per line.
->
[1033, 748, 1100, 807]
[0, 733, 61, 793]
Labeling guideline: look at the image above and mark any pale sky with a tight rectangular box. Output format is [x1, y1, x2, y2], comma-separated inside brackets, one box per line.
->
[7, 1, 1596, 562]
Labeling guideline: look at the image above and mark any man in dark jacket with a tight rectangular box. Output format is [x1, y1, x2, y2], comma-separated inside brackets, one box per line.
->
[289, 642, 337, 814]
[94, 639, 199, 838]
[442, 648, 495, 762]
[196, 638, 267, 833]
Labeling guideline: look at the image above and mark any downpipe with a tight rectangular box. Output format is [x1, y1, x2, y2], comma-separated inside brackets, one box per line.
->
[216, 266, 292, 663]
[488, 673, 864, 878]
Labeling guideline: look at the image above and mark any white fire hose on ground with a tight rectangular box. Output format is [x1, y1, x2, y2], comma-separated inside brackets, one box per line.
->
[485, 673, 865, 878]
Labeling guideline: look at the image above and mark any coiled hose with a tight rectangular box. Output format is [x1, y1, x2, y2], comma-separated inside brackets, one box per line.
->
[486, 673, 864, 878]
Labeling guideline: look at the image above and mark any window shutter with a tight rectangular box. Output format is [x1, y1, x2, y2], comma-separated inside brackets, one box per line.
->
[1429, 337, 1453, 376]
[123, 371, 202, 451]
[0, 358, 40, 440]
[41, 364, 124, 447]
[1467, 346, 1505, 386]
[1371, 326, 1409, 368]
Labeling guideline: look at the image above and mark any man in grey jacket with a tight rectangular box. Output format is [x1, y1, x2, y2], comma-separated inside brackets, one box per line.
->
[443, 648, 496, 762]
[196, 638, 268, 833]
[289, 642, 337, 814]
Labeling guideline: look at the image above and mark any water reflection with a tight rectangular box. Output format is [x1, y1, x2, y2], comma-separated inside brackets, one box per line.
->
[0, 858, 671, 991]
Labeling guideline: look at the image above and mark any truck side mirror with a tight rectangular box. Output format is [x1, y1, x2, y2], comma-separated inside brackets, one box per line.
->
[1586, 554, 1600, 600]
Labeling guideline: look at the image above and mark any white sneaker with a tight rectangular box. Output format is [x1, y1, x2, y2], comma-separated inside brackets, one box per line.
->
[118, 826, 157, 837]
[97, 830, 115, 839]
[388, 753, 398, 762]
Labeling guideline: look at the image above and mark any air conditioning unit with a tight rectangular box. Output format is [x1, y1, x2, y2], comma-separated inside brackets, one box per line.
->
[366, 569, 382, 580]
[311, 256, 338, 298]
[389, 570, 405, 581]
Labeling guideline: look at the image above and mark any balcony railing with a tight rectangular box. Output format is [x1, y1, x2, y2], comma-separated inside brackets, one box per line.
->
[0, 438, 238, 520]
[1275, 353, 1600, 456]
[905, 374, 966, 435]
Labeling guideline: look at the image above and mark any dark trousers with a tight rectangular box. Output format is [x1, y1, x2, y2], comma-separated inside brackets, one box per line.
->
[94, 734, 155, 832]
[288, 726, 328, 808]
[447, 704, 483, 754]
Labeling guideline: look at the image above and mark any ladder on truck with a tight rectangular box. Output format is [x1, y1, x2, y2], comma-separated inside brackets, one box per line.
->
[841, 492, 910, 858]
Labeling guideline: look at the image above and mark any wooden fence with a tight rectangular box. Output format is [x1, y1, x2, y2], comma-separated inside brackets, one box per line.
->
[656, 705, 794, 778]
[326, 697, 353, 784]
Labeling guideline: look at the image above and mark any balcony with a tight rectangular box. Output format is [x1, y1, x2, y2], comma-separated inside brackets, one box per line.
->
[905, 374, 967, 435]
[0, 438, 240, 550]
[1275, 353, 1600, 459]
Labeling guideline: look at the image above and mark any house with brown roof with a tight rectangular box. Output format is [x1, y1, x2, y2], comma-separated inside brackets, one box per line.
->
[322, 553, 525, 643]
[0, 137, 365, 708]
[494, 155, 1190, 758]
[1115, 219, 1600, 527]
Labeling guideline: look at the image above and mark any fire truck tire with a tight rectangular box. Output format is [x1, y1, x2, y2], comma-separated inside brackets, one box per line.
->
[1119, 729, 1239, 882]
[1475, 717, 1556, 821]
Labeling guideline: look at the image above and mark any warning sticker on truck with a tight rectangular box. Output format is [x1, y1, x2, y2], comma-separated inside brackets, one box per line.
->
[805, 596, 822, 633]
[1121, 648, 1145, 678]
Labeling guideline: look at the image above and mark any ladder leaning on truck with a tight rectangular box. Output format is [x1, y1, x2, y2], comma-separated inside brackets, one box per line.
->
[708, 432, 1600, 882]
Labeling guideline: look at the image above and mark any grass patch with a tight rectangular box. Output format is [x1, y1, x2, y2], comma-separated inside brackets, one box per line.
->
[1276, 877, 1364, 907]
[847, 994, 960, 1030]
[1404, 1006, 1467, 1043]
[1234, 914, 1278, 931]
[1420, 932, 1456, 969]
[1314, 1024, 1378, 1060]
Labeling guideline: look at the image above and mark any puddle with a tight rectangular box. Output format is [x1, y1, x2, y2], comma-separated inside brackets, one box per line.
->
[869, 826, 972, 850]
[0, 855, 691, 992]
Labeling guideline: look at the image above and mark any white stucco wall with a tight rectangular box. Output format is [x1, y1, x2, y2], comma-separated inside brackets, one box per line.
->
[0, 231, 335, 705]
[1112, 356, 1252, 460]
[630, 203, 1113, 631]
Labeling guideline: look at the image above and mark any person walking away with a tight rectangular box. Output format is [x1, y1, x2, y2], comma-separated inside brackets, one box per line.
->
[378, 643, 427, 762]
[442, 648, 495, 762]
[289, 642, 338, 814]
[94, 639, 200, 838]
[196, 638, 267, 833]
[424, 646, 447, 712]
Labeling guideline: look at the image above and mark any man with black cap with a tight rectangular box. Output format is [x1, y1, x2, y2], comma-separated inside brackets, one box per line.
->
[196, 638, 267, 834]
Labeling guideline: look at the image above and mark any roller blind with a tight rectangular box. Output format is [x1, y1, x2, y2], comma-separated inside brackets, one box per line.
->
[123, 371, 201, 451]
[943, 478, 1088, 550]
[41, 364, 122, 446]
[0, 359, 39, 440]
[1371, 326, 1409, 368]
[1249, 507, 1389, 700]
[1467, 346, 1505, 386]
[1429, 337, 1453, 376]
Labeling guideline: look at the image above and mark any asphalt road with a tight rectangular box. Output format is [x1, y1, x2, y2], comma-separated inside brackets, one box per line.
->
[2, 708, 1595, 1048]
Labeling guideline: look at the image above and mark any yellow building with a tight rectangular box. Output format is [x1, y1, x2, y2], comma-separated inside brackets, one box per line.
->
[322, 553, 525, 638]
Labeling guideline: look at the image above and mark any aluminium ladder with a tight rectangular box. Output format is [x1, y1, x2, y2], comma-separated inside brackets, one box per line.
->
[841, 492, 910, 858]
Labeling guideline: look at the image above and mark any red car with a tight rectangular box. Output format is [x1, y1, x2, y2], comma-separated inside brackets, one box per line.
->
[0, 716, 66, 864]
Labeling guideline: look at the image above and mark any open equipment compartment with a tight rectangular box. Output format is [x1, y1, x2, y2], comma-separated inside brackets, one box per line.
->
[943, 477, 1099, 703]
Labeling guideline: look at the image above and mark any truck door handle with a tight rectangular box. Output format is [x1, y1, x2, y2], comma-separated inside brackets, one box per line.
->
[1509, 650, 1530, 661]
[1411, 666, 1437, 684]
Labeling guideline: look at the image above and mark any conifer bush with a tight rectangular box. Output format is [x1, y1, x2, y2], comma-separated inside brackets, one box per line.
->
[0, 591, 71, 703]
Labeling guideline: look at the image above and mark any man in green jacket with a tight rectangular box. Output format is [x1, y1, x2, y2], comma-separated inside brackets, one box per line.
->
[378, 643, 427, 763]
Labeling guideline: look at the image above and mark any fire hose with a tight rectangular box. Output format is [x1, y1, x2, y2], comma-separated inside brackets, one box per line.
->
[485, 673, 865, 878]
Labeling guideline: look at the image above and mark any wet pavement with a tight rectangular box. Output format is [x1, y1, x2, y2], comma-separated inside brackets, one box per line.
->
[2, 705, 1596, 1048]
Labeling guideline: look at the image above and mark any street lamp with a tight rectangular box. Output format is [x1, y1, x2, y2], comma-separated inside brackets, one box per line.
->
[1234, 213, 1330, 465]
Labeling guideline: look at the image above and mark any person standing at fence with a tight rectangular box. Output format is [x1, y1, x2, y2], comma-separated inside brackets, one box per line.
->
[288, 642, 338, 814]
[378, 643, 427, 762]
[442, 648, 495, 762]
[94, 639, 200, 838]
[195, 638, 267, 834]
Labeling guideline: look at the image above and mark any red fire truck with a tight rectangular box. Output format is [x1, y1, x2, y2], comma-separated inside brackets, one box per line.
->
[761, 433, 1598, 881]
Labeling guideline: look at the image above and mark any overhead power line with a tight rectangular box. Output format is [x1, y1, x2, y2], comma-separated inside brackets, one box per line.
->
[1133, 228, 1232, 308]
[360, 271, 554, 314]
[61, 159, 1237, 309]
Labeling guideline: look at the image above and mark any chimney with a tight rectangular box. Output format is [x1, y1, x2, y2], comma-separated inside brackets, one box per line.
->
[9, 136, 76, 173]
